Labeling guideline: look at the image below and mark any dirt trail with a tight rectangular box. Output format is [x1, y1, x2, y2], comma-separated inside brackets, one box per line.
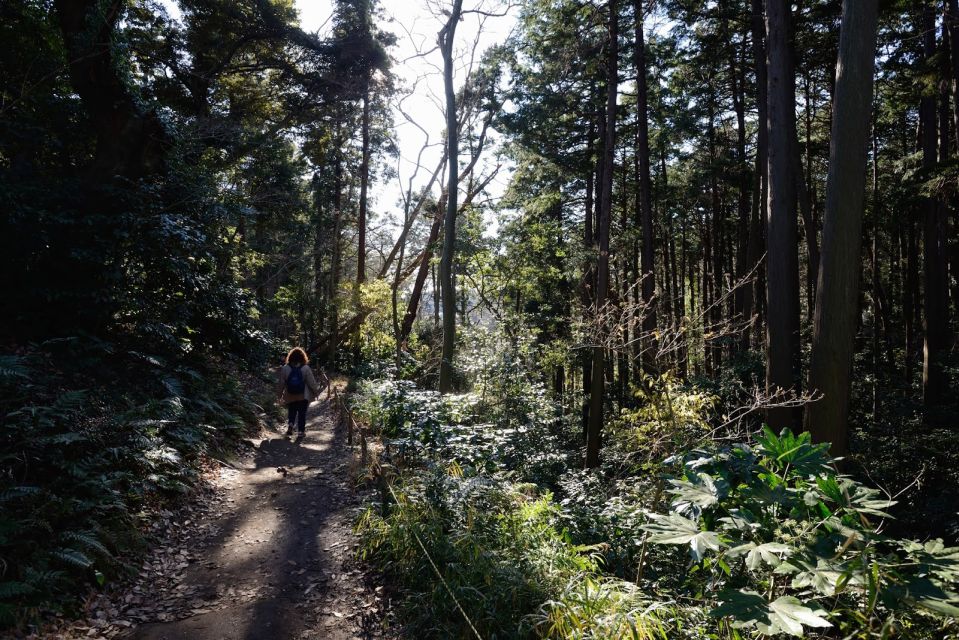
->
[34, 398, 393, 640]
[126, 398, 389, 640]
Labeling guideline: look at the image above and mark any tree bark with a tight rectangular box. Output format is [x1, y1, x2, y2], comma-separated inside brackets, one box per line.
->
[747, 0, 768, 355]
[438, 0, 464, 393]
[586, 0, 618, 469]
[399, 196, 445, 346]
[921, 2, 952, 408]
[55, 0, 169, 181]
[765, 0, 802, 431]
[357, 81, 372, 284]
[634, 0, 657, 373]
[805, 0, 878, 455]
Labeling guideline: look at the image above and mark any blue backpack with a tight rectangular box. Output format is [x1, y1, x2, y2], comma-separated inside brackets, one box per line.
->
[286, 365, 306, 395]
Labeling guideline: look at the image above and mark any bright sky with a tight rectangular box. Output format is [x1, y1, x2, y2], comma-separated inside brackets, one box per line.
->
[159, 0, 515, 239]
[297, 1, 516, 238]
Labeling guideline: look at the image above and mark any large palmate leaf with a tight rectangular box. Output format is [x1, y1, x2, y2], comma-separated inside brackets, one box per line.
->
[667, 472, 727, 516]
[643, 512, 721, 562]
[886, 575, 959, 617]
[777, 557, 864, 596]
[727, 541, 793, 571]
[899, 539, 959, 583]
[756, 427, 831, 475]
[711, 590, 832, 637]
[816, 476, 896, 518]
[762, 596, 832, 636]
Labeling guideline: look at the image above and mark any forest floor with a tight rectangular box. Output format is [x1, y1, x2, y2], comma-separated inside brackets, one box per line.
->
[30, 397, 394, 640]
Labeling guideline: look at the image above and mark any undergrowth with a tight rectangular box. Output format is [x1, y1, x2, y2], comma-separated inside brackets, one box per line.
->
[351, 344, 959, 638]
[0, 338, 272, 628]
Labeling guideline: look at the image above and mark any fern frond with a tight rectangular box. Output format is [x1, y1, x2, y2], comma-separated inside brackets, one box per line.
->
[0, 581, 34, 600]
[0, 356, 28, 379]
[0, 486, 41, 503]
[62, 531, 113, 560]
[51, 548, 93, 570]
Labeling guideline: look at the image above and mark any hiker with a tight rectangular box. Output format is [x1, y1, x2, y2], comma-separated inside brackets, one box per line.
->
[276, 347, 323, 437]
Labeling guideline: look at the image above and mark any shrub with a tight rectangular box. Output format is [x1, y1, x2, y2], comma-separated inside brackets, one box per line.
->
[642, 427, 959, 638]
[357, 466, 597, 638]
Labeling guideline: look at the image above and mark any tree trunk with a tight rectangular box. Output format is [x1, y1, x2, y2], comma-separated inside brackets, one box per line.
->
[330, 156, 343, 366]
[357, 81, 372, 284]
[586, 0, 618, 469]
[400, 196, 445, 346]
[921, 2, 952, 408]
[765, 0, 802, 431]
[634, 0, 657, 373]
[438, 0, 464, 393]
[55, 0, 168, 181]
[805, 0, 878, 455]
[747, 0, 768, 355]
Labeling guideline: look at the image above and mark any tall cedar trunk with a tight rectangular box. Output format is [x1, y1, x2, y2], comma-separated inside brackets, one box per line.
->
[357, 81, 371, 284]
[805, 0, 878, 455]
[948, 0, 959, 151]
[438, 0, 464, 393]
[582, 112, 596, 441]
[635, 0, 657, 373]
[945, 1, 959, 314]
[330, 156, 343, 366]
[313, 175, 326, 343]
[765, 0, 802, 430]
[905, 216, 919, 384]
[707, 86, 723, 374]
[921, 2, 952, 407]
[679, 214, 689, 377]
[748, 0, 768, 354]
[586, 0, 618, 469]
[733, 42, 750, 353]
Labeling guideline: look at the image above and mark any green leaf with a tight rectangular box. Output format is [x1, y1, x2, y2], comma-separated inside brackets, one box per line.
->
[728, 542, 793, 571]
[643, 512, 721, 562]
[712, 590, 832, 637]
[0, 581, 34, 599]
[761, 596, 832, 636]
[668, 472, 727, 515]
[756, 427, 831, 475]
[52, 549, 93, 570]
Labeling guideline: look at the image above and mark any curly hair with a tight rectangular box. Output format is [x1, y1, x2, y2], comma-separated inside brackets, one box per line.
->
[285, 347, 309, 366]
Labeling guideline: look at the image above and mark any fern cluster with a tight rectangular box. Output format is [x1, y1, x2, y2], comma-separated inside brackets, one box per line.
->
[0, 342, 269, 629]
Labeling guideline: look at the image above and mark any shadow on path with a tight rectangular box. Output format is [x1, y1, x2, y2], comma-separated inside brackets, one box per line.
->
[129, 399, 386, 640]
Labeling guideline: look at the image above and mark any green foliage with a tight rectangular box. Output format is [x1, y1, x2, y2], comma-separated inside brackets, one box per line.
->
[357, 468, 597, 638]
[353, 372, 570, 484]
[642, 427, 959, 637]
[0, 345, 266, 627]
[532, 576, 671, 640]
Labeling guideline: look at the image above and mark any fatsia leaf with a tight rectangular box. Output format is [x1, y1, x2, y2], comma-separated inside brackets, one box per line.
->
[757, 426, 831, 475]
[642, 512, 721, 562]
[712, 590, 832, 637]
[728, 542, 793, 570]
[761, 596, 832, 636]
[886, 575, 959, 617]
[667, 472, 725, 515]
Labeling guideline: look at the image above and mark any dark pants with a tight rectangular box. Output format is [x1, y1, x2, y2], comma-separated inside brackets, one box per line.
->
[287, 400, 308, 433]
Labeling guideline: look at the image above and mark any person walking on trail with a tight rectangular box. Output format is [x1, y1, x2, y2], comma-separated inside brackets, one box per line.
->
[277, 347, 322, 437]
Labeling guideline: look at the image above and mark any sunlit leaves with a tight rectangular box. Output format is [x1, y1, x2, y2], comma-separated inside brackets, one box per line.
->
[711, 591, 832, 637]
[642, 512, 721, 562]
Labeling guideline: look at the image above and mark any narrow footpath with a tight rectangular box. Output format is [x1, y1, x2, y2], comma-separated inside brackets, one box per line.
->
[38, 398, 393, 640]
